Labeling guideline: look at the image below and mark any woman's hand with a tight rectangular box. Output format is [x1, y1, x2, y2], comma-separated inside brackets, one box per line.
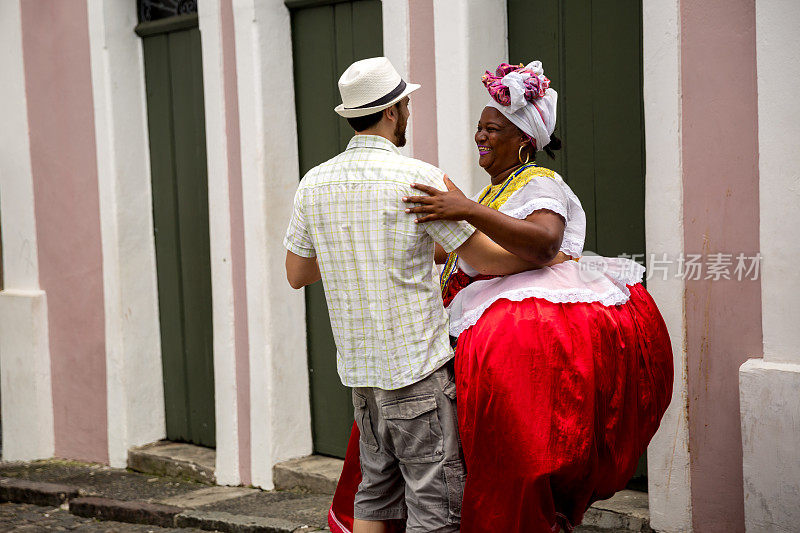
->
[403, 175, 475, 222]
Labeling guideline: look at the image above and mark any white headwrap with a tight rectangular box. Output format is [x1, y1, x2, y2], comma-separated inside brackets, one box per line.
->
[485, 61, 558, 152]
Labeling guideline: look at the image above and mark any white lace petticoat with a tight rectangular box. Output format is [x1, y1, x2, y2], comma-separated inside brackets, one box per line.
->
[447, 256, 646, 337]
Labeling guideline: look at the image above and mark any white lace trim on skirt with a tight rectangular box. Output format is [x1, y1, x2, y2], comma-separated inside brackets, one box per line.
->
[447, 257, 646, 337]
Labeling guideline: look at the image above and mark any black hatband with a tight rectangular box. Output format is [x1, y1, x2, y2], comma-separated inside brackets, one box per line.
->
[350, 80, 407, 109]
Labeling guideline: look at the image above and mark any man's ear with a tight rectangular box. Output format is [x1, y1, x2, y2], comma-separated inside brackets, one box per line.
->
[384, 104, 397, 123]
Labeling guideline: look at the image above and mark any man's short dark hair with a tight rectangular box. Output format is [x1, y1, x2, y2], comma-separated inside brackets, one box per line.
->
[346, 103, 399, 132]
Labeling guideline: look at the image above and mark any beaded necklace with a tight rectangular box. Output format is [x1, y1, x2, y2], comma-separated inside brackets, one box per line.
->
[439, 162, 537, 294]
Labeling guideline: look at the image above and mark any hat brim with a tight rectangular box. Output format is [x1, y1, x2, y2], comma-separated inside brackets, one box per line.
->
[334, 83, 421, 118]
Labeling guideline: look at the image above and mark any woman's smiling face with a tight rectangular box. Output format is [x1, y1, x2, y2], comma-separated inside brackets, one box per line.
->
[475, 106, 529, 179]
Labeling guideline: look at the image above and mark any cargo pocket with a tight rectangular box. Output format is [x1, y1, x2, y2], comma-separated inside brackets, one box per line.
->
[382, 394, 443, 463]
[443, 378, 457, 401]
[444, 459, 466, 523]
[441, 377, 462, 449]
[352, 392, 379, 453]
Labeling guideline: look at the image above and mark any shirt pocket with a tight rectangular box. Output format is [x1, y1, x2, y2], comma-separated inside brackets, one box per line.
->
[381, 394, 443, 463]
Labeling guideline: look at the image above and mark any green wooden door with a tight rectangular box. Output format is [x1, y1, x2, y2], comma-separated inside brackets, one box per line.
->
[508, 0, 647, 485]
[287, 0, 383, 458]
[507, 0, 645, 259]
[137, 14, 216, 448]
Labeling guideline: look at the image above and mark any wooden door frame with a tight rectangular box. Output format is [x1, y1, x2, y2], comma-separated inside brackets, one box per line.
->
[287, 0, 384, 458]
[137, 12, 216, 448]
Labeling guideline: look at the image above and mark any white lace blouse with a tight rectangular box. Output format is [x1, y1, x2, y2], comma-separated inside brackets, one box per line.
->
[449, 170, 646, 337]
[459, 171, 586, 276]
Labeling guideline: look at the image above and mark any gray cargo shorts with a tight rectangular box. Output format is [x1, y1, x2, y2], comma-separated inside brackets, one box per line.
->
[352, 362, 465, 533]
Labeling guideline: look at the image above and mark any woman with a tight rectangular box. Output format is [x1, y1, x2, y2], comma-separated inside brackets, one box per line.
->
[329, 61, 673, 533]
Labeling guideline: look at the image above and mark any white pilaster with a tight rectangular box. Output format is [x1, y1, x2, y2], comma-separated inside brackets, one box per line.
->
[432, 0, 506, 196]
[0, 0, 54, 462]
[752, 0, 800, 367]
[199, 0, 241, 486]
[0, 291, 54, 461]
[232, 0, 312, 489]
[87, 0, 166, 469]
[382, 0, 413, 157]
[740, 1, 800, 530]
[642, 0, 693, 531]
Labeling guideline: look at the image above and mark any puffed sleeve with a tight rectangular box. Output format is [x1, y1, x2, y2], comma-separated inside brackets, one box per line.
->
[499, 175, 570, 222]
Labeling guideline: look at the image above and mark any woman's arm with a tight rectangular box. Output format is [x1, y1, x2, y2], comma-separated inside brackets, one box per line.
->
[454, 231, 571, 276]
[405, 176, 565, 265]
[434, 243, 448, 264]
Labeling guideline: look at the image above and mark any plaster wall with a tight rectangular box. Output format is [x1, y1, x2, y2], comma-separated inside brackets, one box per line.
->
[199, 0, 242, 486]
[0, 0, 55, 461]
[21, 0, 109, 463]
[739, 2, 800, 530]
[380, 0, 439, 164]
[739, 360, 800, 531]
[680, 1, 761, 529]
[0, 293, 54, 460]
[407, 0, 438, 167]
[220, 0, 253, 488]
[433, 0, 506, 196]
[0, 0, 40, 291]
[381, 0, 413, 158]
[232, 0, 312, 489]
[641, 0, 692, 530]
[87, 0, 165, 468]
[754, 0, 800, 365]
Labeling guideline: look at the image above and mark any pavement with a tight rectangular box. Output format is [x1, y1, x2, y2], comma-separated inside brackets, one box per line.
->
[0, 450, 653, 532]
[0, 501, 205, 532]
[0, 460, 330, 532]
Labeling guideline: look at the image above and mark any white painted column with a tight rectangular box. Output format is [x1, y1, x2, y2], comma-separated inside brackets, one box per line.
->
[0, 0, 54, 462]
[432, 0, 506, 196]
[739, 1, 800, 530]
[232, 0, 312, 489]
[382, 0, 413, 157]
[198, 0, 241, 486]
[87, 0, 166, 469]
[641, 1, 693, 531]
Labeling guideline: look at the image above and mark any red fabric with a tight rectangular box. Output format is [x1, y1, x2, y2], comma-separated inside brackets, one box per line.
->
[442, 269, 496, 308]
[329, 423, 361, 533]
[329, 424, 405, 533]
[329, 283, 673, 533]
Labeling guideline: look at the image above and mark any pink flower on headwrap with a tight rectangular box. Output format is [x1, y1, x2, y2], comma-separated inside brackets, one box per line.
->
[483, 61, 558, 153]
[482, 62, 551, 108]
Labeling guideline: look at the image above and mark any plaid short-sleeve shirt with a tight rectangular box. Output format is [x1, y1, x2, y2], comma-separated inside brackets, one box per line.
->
[284, 135, 475, 390]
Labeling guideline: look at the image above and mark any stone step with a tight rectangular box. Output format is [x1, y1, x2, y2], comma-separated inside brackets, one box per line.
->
[579, 490, 654, 532]
[127, 440, 216, 485]
[0, 459, 330, 532]
[273, 455, 653, 532]
[273, 455, 343, 495]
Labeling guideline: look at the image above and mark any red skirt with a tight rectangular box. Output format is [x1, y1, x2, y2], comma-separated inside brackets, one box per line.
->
[329, 283, 673, 533]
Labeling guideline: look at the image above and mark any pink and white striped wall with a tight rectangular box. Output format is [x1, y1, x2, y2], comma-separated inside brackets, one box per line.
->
[1, 2, 796, 530]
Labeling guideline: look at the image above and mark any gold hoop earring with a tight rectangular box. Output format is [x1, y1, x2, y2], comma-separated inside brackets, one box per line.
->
[518, 145, 530, 164]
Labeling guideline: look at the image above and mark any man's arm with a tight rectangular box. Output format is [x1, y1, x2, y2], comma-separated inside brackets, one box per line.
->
[285, 250, 321, 289]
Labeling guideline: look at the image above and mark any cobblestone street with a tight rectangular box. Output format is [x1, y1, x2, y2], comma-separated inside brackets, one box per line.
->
[0, 502, 206, 532]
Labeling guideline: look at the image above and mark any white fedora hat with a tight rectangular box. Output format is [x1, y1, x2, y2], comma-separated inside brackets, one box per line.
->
[335, 57, 420, 118]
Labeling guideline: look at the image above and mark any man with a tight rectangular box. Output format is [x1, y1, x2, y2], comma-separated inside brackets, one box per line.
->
[284, 57, 527, 533]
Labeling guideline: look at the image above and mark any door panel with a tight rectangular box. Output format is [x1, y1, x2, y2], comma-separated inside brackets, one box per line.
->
[140, 19, 215, 448]
[507, 0, 645, 259]
[289, 0, 383, 458]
